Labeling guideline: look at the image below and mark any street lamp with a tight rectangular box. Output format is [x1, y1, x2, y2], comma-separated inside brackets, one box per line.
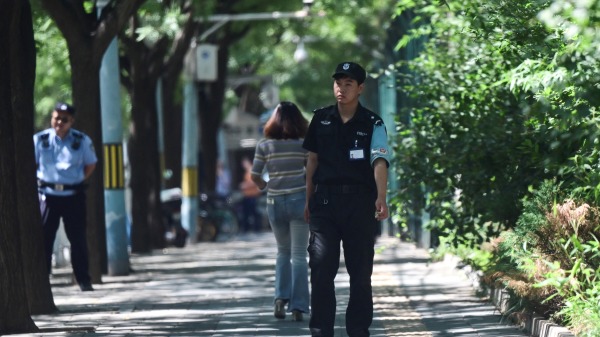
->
[303, 0, 314, 11]
[294, 40, 308, 63]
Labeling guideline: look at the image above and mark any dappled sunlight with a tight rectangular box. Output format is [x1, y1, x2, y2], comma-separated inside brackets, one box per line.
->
[21, 234, 530, 336]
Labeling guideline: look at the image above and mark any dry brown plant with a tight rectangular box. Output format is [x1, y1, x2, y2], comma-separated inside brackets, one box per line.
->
[546, 199, 593, 237]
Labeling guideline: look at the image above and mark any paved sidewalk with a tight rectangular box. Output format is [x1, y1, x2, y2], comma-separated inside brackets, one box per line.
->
[15, 232, 530, 336]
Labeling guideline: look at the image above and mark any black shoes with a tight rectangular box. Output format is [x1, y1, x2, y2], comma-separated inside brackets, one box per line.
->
[291, 309, 303, 321]
[274, 299, 286, 319]
[274, 299, 304, 321]
[79, 283, 94, 291]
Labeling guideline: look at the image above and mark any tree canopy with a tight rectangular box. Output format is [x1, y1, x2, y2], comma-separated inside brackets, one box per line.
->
[393, 0, 600, 244]
[392, 0, 600, 333]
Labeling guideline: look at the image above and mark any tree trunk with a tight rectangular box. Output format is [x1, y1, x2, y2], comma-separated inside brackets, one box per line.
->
[125, 39, 166, 252]
[0, 0, 41, 333]
[161, 76, 183, 190]
[128, 88, 164, 251]
[12, 0, 58, 315]
[197, 83, 220, 192]
[69, 48, 106, 283]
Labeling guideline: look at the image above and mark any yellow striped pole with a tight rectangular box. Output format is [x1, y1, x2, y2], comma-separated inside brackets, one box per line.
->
[181, 80, 198, 242]
[100, 32, 130, 275]
[181, 166, 198, 197]
[103, 143, 125, 189]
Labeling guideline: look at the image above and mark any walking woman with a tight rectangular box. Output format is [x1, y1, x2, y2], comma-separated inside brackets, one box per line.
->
[251, 101, 310, 321]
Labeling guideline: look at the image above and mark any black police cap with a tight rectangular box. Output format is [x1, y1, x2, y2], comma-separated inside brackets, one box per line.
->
[54, 102, 75, 115]
[332, 62, 366, 84]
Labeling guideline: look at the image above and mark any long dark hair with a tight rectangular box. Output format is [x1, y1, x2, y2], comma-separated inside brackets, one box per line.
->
[263, 101, 308, 140]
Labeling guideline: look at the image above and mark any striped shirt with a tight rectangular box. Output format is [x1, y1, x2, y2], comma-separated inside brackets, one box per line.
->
[251, 138, 308, 196]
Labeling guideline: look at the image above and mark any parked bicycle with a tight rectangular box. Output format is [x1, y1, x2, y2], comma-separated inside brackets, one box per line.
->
[197, 192, 240, 242]
[160, 188, 188, 248]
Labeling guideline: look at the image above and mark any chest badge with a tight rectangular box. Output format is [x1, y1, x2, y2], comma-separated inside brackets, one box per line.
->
[321, 120, 331, 125]
[349, 148, 365, 160]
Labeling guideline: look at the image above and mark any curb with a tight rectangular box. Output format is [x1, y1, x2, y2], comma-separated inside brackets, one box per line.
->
[443, 255, 576, 337]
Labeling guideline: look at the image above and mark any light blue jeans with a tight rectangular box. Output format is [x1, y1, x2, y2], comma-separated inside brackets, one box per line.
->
[267, 190, 310, 313]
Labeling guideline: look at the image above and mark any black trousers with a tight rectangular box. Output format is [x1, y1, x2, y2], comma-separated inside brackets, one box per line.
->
[39, 192, 91, 285]
[307, 189, 377, 337]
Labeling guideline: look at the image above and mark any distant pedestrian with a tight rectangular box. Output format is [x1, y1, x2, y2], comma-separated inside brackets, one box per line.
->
[251, 101, 310, 322]
[303, 62, 391, 336]
[215, 159, 231, 200]
[34, 102, 97, 292]
[239, 157, 262, 232]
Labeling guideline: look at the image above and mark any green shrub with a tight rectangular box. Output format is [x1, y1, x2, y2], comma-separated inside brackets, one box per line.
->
[482, 180, 600, 334]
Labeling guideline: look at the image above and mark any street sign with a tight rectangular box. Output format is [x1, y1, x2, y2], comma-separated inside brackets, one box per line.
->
[195, 44, 218, 81]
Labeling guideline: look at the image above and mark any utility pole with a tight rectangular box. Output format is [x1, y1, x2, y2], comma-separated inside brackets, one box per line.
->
[98, 0, 130, 275]
[180, 70, 199, 242]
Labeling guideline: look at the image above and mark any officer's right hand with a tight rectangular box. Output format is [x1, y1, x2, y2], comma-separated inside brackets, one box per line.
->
[375, 198, 389, 221]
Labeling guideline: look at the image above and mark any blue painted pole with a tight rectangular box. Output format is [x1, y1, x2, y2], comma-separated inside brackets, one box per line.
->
[378, 69, 398, 191]
[156, 79, 166, 186]
[378, 69, 399, 238]
[99, 36, 130, 275]
[181, 80, 198, 242]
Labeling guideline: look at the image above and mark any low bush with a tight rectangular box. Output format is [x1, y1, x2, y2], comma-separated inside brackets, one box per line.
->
[450, 180, 600, 335]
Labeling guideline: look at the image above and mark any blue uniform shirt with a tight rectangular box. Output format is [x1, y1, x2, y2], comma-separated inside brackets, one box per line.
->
[370, 123, 391, 166]
[34, 128, 97, 196]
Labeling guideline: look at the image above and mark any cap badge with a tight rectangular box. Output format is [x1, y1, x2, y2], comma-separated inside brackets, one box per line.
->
[343, 63, 350, 70]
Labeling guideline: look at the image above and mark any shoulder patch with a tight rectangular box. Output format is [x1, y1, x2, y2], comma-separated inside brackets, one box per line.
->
[358, 105, 384, 126]
[368, 112, 384, 126]
[71, 131, 83, 150]
[40, 133, 50, 148]
[312, 105, 334, 114]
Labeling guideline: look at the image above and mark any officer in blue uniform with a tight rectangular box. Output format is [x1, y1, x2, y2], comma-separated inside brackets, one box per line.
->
[303, 62, 391, 337]
[34, 102, 97, 291]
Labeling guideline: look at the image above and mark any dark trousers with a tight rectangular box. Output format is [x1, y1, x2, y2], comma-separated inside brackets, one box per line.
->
[307, 189, 377, 337]
[39, 192, 91, 285]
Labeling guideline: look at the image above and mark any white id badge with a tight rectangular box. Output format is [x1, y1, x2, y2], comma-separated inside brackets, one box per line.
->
[349, 148, 365, 160]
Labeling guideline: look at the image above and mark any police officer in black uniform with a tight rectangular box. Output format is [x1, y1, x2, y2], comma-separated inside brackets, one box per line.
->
[34, 102, 97, 291]
[303, 62, 391, 337]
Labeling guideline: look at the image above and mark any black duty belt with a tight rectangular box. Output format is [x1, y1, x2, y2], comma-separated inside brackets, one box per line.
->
[38, 180, 85, 191]
[315, 184, 370, 194]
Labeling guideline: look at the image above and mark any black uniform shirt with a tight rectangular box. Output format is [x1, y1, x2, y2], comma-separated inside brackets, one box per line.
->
[303, 103, 390, 190]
